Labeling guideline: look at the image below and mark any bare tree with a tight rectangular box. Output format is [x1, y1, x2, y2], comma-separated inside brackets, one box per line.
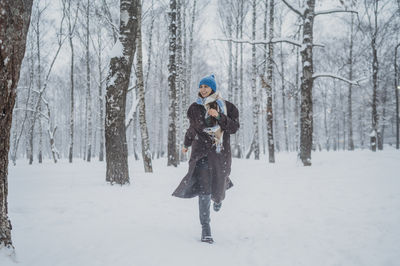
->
[251, 0, 260, 160]
[0, 0, 34, 250]
[265, 0, 276, 163]
[27, 1, 66, 165]
[85, 0, 93, 161]
[167, 0, 179, 167]
[62, 0, 80, 163]
[347, 12, 355, 150]
[135, 0, 153, 172]
[281, 0, 357, 165]
[105, 0, 139, 184]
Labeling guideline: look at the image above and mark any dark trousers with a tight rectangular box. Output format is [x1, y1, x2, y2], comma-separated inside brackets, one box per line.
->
[195, 157, 212, 236]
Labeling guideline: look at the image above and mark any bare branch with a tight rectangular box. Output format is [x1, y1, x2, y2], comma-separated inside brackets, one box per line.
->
[312, 72, 364, 85]
[13, 108, 49, 120]
[281, 0, 304, 18]
[315, 9, 357, 17]
[214, 38, 324, 48]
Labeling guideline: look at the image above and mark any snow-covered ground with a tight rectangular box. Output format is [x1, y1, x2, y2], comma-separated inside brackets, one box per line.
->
[1, 149, 400, 266]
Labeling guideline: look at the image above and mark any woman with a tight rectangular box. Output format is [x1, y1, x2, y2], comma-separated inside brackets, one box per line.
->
[172, 74, 240, 243]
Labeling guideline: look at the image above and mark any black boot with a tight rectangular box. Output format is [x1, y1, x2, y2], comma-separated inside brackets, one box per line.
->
[199, 194, 213, 243]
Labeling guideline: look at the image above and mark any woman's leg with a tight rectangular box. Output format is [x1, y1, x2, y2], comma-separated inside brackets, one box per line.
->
[199, 194, 213, 242]
[195, 157, 213, 243]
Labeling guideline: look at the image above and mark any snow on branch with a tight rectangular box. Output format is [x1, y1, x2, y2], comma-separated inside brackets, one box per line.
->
[312, 72, 360, 85]
[272, 38, 302, 47]
[281, 0, 304, 18]
[215, 38, 324, 48]
[315, 9, 357, 17]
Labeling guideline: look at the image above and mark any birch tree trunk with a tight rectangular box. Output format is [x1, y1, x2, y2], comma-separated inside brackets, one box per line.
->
[280, 42, 289, 151]
[294, 46, 300, 151]
[251, 0, 260, 160]
[105, 0, 139, 184]
[86, 0, 93, 162]
[0, 0, 33, 249]
[232, 0, 243, 158]
[370, 0, 379, 152]
[347, 13, 355, 150]
[68, 10, 75, 163]
[97, 29, 105, 162]
[36, 4, 43, 164]
[299, 0, 315, 165]
[266, 0, 275, 163]
[64, 0, 78, 163]
[176, 0, 183, 161]
[181, 0, 188, 162]
[167, 0, 179, 167]
[158, 54, 165, 158]
[187, 0, 196, 104]
[378, 83, 388, 150]
[136, 0, 153, 172]
[239, 1, 244, 154]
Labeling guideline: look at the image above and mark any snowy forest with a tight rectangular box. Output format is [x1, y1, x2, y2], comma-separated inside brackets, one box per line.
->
[5, 0, 400, 169]
[1, 0, 400, 265]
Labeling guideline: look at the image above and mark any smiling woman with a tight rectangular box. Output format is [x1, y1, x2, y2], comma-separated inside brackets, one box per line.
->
[172, 74, 240, 244]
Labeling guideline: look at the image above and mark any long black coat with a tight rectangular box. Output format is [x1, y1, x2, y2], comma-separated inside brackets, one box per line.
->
[172, 100, 240, 203]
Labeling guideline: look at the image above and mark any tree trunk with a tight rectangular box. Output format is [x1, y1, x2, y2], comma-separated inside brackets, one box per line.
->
[280, 42, 289, 152]
[180, 0, 188, 162]
[67, 0, 75, 163]
[176, 0, 183, 161]
[0, 0, 33, 249]
[136, 0, 153, 173]
[265, 0, 275, 163]
[86, 0, 92, 162]
[187, 0, 196, 104]
[294, 46, 300, 151]
[239, 1, 244, 155]
[158, 52, 165, 158]
[233, 0, 242, 158]
[347, 13, 355, 150]
[36, 6, 43, 164]
[378, 83, 388, 150]
[322, 87, 329, 150]
[167, 0, 179, 167]
[228, 17, 233, 102]
[105, 0, 139, 184]
[370, 0, 379, 152]
[299, 0, 315, 166]
[251, 0, 260, 160]
[395, 43, 400, 149]
[98, 29, 105, 162]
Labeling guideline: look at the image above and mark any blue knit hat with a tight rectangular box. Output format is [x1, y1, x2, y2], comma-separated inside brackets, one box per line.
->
[199, 74, 217, 92]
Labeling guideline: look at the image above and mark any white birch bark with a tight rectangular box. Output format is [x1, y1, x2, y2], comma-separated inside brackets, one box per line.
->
[136, 0, 153, 172]
[167, 0, 179, 167]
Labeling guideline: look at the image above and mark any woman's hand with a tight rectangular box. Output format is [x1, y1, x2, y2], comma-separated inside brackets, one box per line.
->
[182, 147, 188, 153]
[208, 108, 219, 118]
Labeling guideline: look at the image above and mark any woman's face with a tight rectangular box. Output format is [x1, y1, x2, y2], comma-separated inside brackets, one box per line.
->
[199, 84, 212, 98]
